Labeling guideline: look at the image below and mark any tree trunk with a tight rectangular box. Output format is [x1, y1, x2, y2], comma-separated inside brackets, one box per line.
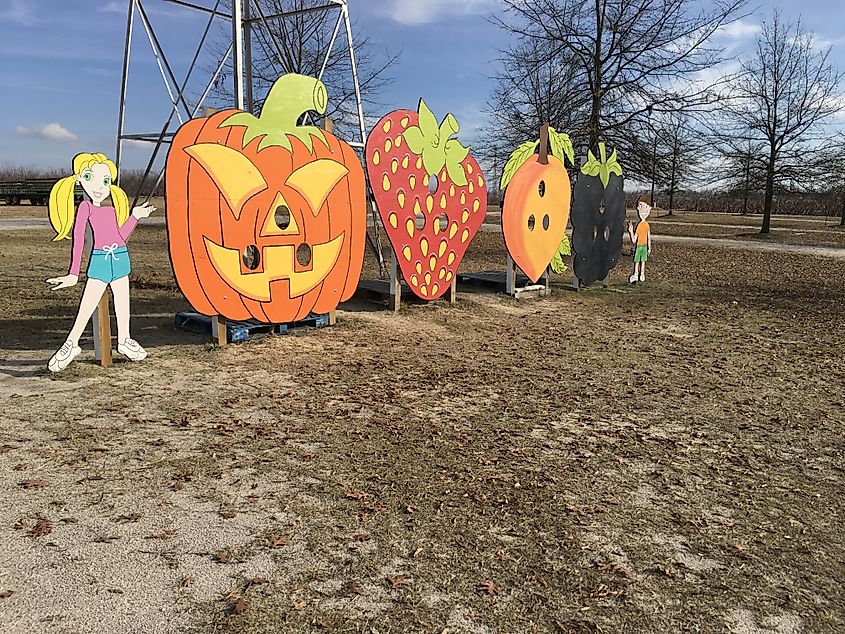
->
[742, 157, 750, 215]
[840, 186, 845, 226]
[588, 0, 603, 153]
[761, 148, 776, 234]
[668, 149, 677, 216]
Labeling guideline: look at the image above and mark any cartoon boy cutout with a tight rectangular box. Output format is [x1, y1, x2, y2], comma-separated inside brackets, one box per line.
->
[628, 194, 652, 283]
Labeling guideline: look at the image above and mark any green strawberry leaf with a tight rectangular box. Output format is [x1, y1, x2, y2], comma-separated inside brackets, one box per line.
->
[417, 98, 440, 145]
[444, 139, 469, 186]
[500, 140, 538, 190]
[550, 234, 571, 274]
[403, 99, 471, 186]
[403, 126, 425, 155]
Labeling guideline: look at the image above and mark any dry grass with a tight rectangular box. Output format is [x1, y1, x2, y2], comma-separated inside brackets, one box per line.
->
[0, 223, 843, 633]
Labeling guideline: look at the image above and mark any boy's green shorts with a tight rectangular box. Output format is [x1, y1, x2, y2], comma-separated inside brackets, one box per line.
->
[634, 245, 649, 263]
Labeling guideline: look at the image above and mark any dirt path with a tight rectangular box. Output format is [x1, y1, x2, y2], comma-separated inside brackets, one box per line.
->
[653, 234, 845, 259]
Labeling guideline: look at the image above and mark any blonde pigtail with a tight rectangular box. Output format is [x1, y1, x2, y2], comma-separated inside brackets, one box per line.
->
[110, 185, 130, 227]
[48, 175, 78, 241]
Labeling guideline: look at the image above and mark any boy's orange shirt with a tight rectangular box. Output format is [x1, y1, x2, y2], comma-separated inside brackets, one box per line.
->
[635, 220, 650, 245]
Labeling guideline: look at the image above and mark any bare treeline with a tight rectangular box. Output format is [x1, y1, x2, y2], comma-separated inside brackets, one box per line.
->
[483, 0, 845, 230]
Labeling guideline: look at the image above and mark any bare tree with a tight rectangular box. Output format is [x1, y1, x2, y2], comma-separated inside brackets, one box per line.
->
[656, 112, 709, 215]
[486, 0, 747, 179]
[718, 11, 844, 233]
[209, 0, 398, 140]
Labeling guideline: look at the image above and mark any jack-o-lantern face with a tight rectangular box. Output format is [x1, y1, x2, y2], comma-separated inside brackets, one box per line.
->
[165, 74, 366, 323]
[502, 155, 571, 283]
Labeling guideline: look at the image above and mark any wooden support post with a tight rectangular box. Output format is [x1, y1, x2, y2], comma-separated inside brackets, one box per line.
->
[389, 249, 401, 312]
[92, 293, 112, 366]
[506, 253, 517, 296]
[541, 266, 550, 293]
[602, 274, 609, 289]
[212, 315, 227, 346]
[449, 276, 457, 304]
[572, 270, 580, 291]
[328, 309, 337, 326]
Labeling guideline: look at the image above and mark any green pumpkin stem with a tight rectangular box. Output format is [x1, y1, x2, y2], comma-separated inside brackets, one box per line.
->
[219, 73, 329, 152]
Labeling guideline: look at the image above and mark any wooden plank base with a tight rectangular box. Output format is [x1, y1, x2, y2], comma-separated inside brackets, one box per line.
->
[176, 312, 331, 344]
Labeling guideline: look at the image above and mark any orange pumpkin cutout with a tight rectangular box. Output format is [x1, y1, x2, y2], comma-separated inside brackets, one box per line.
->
[165, 74, 366, 323]
[501, 125, 573, 283]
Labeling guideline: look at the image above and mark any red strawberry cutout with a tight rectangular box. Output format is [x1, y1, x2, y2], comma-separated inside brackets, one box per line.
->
[366, 99, 487, 300]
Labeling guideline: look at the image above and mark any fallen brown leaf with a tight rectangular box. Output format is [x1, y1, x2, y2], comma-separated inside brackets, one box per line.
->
[267, 535, 289, 549]
[213, 551, 232, 563]
[107, 588, 124, 595]
[229, 598, 247, 615]
[477, 580, 499, 595]
[0, 590, 13, 599]
[386, 575, 410, 590]
[12, 464, 29, 471]
[180, 576, 195, 588]
[29, 518, 52, 538]
[19, 479, 48, 489]
[94, 535, 120, 544]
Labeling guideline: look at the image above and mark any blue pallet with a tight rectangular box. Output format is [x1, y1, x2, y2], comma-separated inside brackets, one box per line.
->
[175, 311, 330, 343]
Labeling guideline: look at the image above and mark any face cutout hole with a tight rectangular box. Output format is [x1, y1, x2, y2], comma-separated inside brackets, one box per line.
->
[542, 214, 550, 231]
[604, 226, 611, 241]
[416, 213, 426, 231]
[538, 180, 546, 198]
[438, 213, 449, 232]
[243, 245, 260, 271]
[428, 175, 439, 195]
[528, 214, 536, 231]
[592, 227, 598, 241]
[274, 205, 291, 230]
[296, 243, 312, 267]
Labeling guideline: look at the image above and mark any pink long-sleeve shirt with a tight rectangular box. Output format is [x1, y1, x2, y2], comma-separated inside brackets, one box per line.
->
[69, 200, 137, 275]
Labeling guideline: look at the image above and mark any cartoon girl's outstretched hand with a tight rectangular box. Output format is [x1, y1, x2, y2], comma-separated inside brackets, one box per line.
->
[46, 274, 79, 290]
[132, 202, 156, 219]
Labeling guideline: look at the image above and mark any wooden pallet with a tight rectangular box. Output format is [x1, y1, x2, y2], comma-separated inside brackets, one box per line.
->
[175, 312, 331, 343]
[458, 255, 551, 299]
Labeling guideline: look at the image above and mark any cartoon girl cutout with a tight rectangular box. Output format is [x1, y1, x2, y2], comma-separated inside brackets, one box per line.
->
[45, 152, 155, 372]
[628, 194, 652, 283]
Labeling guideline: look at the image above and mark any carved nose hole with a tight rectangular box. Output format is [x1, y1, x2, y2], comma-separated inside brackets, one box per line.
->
[296, 243, 312, 267]
[243, 245, 260, 271]
[274, 205, 291, 230]
[528, 214, 536, 231]
[604, 226, 611, 241]
[542, 214, 550, 231]
[538, 180, 546, 198]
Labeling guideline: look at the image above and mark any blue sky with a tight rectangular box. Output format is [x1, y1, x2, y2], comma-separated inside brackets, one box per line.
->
[0, 0, 843, 171]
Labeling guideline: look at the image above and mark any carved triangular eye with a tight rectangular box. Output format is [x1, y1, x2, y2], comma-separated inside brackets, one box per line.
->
[285, 159, 348, 217]
[261, 192, 300, 237]
[185, 143, 267, 219]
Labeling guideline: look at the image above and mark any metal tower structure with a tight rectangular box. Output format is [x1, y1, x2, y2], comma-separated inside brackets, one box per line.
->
[114, 0, 385, 272]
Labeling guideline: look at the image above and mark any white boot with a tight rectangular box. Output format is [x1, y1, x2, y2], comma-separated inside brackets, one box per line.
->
[629, 272, 638, 284]
[639, 270, 645, 282]
[117, 338, 147, 361]
[48, 340, 82, 373]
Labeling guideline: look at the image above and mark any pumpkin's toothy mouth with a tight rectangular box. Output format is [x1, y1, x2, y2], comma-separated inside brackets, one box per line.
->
[204, 233, 345, 302]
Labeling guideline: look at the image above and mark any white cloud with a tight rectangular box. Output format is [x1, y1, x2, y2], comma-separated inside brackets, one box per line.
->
[98, 1, 123, 12]
[16, 123, 79, 142]
[384, 0, 498, 26]
[0, 0, 37, 25]
[716, 20, 761, 40]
